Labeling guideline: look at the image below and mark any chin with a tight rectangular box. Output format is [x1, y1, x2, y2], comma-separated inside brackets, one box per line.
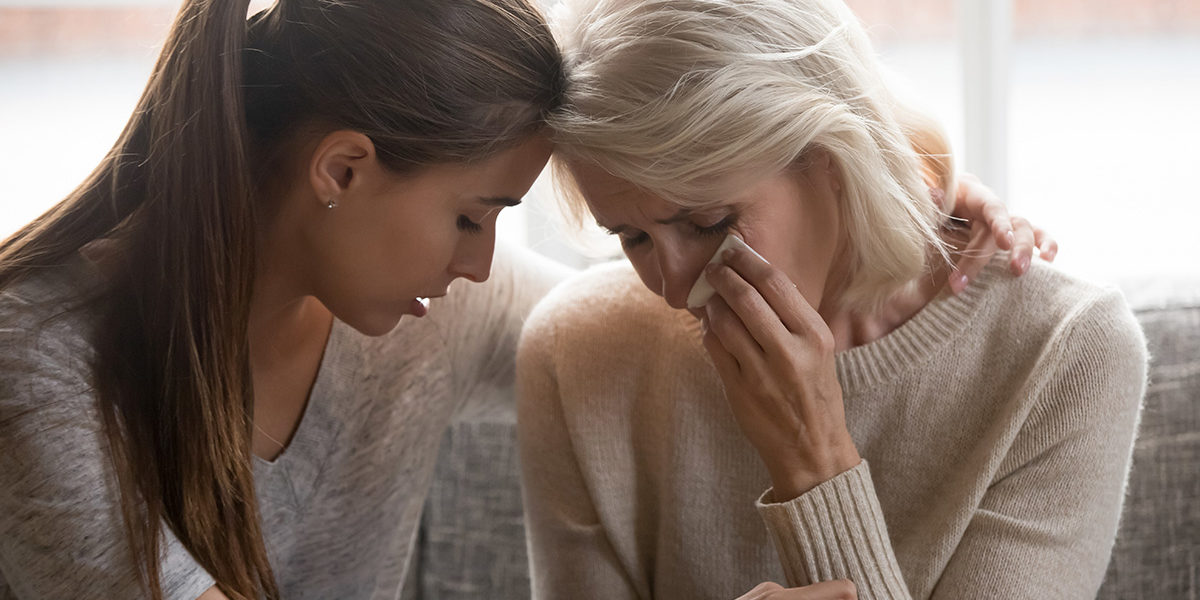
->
[341, 311, 404, 338]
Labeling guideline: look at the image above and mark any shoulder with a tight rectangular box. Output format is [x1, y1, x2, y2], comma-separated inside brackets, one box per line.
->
[975, 256, 1147, 411]
[517, 260, 702, 388]
[0, 261, 102, 422]
[983, 256, 1144, 354]
[521, 260, 686, 351]
[0, 265, 110, 520]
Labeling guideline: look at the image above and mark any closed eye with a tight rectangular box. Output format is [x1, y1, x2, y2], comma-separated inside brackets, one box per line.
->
[604, 213, 738, 249]
[457, 215, 484, 233]
[692, 214, 737, 237]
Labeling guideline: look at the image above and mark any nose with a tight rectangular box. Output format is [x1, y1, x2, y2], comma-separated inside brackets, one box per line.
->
[448, 229, 496, 284]
[654, 245, 699, 310]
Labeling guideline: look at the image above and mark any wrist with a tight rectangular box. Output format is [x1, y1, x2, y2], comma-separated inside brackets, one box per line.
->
[764, 446, 862, 503]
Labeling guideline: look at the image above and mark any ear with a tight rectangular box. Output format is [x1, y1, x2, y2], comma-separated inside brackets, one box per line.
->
[800, 147, 841, 196]
[308, 130, 378, 208]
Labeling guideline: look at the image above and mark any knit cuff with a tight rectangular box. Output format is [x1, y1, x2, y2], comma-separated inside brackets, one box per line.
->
[755, 460, 911, 599]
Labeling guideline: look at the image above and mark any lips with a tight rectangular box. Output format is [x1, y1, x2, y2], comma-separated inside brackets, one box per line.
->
[409, 297, 430, 317]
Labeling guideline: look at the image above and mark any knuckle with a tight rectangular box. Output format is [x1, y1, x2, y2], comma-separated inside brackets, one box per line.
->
[766, 272, 794, 298]
[732, 284, 758, 307]
[812, 327, 836, 355]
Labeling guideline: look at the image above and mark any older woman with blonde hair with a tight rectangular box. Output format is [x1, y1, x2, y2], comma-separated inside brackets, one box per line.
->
[516, 0, 1146, 598]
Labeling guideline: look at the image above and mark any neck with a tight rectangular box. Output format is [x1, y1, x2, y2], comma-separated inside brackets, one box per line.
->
[248, 212, 331, 373]
[246, 216, 334, 460]
[248, 276, 327, 372]
[820, 259, 950, 353]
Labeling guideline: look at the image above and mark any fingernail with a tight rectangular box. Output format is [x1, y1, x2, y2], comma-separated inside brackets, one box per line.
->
[1021, 256, 1031, 273]
[1005, 230, 1015, 247]
[951, 272, 968, 293]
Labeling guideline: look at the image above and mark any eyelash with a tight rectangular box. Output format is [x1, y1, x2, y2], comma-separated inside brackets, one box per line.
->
[457, 215, 484, 234]
[618, 214, 738, 248]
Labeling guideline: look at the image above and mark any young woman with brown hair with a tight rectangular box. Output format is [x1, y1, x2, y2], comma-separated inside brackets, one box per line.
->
[0, 1, 1046, 599]
[0, 1, 563, 598]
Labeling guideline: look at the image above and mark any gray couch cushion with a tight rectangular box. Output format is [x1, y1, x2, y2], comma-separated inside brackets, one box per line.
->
[403, 421, 530, 600]
[411, 291, 1200, 599]
[1098, 298, 1200, 599]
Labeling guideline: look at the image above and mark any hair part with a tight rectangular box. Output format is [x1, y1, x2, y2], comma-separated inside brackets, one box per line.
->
[0, 1, 563, 598]
[550, 0, 955, 312]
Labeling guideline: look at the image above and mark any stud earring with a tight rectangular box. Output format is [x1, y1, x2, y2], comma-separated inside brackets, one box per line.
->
[326, 197, 338, 209]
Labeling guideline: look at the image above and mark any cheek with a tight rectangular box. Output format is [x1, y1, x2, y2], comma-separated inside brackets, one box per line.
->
[736, 216, 832, 304]
[345, 203, 455, 290]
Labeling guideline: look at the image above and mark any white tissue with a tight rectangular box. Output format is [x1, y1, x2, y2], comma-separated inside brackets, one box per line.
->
[686, 234, 769, 309]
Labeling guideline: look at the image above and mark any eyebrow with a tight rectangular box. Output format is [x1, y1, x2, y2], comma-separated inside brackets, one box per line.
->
[654, 209, 694, 225]
[479, 196, 522, 207]
[598, 208, 694, 235]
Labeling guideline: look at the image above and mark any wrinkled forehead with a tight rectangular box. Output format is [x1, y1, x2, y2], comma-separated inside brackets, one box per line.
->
[562, 153, 774, 212]
[567, 160, 672, 222]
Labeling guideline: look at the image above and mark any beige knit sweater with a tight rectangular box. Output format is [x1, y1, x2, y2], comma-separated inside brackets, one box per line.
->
[516, 256, 1147, 600]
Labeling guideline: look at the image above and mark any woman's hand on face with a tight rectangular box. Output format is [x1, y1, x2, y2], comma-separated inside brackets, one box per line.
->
[700, 246, 861, 502]
[946, 172, 1058, 294]
[736, 580, 858, 600]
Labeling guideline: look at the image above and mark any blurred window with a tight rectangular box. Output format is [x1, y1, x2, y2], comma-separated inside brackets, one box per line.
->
[1, 0, 1195, 281]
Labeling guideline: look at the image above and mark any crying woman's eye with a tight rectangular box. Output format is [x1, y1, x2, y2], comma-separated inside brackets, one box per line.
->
[618, 230, 650, 248]
[692, 214, 737, 237]
[457, 215, 484, 233]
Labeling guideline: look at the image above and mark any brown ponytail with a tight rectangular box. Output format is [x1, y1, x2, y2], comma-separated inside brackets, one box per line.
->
[96, 0, 270, 597]
[0, 0, 562, 598]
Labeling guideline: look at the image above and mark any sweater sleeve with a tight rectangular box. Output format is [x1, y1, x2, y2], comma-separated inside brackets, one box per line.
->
[0, 308, 215, 599]
[447, 242, 574, 422]
[516, 305, 642, 600]
[755, 460, 911, 597]
[930, 288, 1146, 599]
[756, 288, 1146, 600]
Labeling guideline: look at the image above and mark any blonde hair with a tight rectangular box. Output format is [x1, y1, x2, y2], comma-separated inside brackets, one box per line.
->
[549, 0, 955, 311]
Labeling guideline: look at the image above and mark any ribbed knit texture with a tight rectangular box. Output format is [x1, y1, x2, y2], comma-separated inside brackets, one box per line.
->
[757, 462, 910, 598]
[518, 256, 1147, 600]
